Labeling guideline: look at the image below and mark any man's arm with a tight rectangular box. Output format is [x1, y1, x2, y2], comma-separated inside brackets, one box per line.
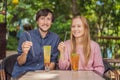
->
[17, 53, 27, 66]
[49, 62, 55, 70]
[17, 41, 32, 66]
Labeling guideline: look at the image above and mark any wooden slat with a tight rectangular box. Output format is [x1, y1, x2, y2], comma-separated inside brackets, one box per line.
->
[98, 36, 120, 40]
[0, 69, 5, 80]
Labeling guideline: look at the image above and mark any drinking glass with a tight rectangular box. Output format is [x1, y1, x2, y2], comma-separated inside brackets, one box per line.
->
[43, 45, 51, 71]
[70, 53, 79, 71]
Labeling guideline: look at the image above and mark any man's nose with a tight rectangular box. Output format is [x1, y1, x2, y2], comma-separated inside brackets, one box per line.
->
[44, 19, 48, 24]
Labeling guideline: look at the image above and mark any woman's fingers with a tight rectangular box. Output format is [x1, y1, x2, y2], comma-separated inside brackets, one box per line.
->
[58, 42, 65, 54]
[59, 42, 65, 48]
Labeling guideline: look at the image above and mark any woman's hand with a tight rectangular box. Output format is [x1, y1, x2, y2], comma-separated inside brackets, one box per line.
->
[22, 41, 32, 55]
[58, 42, 65, 54]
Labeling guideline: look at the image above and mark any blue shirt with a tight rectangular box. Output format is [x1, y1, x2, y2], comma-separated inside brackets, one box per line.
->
[12, 29, 60, 78]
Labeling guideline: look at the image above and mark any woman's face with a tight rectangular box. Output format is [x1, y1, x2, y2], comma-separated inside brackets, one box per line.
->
[71, 18, 85, 38]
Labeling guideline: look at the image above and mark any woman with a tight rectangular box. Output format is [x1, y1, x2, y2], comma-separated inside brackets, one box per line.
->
[58, 16, 104, 75]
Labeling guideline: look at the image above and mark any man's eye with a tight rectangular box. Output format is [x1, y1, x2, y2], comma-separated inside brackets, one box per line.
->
[47, 18, 52, 21]
[41, 18, 44, 20]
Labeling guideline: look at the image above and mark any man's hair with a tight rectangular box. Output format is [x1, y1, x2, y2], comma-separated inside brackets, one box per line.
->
[36, 8, 54, 22]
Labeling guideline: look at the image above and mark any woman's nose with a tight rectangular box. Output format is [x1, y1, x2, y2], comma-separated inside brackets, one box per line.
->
[74, 26, 78, 30]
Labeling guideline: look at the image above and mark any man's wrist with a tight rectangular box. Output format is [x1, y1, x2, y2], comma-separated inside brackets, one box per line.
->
[21, 52, 28, 57]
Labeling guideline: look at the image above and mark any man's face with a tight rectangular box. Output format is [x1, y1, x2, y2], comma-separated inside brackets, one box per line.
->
[37, 13, 53, 32]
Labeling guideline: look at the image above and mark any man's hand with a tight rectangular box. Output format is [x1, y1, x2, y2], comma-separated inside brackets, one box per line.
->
[22, 41, 32, 55]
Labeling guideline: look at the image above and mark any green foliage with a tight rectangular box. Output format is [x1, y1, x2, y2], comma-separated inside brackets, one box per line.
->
[51, 15, 71, 41]
[1, 0, 119, 57]
[0, 14, 4, 22]
[6, 35, 18, 50]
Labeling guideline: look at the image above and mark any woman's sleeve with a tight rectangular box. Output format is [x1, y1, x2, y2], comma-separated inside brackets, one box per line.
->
[93, 43, 105, 75]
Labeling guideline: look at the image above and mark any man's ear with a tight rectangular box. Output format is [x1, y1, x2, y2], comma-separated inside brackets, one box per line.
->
[36, 21, 38, 24]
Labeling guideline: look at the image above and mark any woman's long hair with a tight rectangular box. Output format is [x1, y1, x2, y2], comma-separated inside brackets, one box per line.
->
[70, 16, 91, 66]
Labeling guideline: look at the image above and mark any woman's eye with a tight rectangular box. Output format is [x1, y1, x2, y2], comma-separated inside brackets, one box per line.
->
[78, 25, 81, 27]
[71, 26, 75, 28]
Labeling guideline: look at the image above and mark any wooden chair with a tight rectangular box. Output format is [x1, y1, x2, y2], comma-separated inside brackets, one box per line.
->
[0, 54, 18, 80]
[0, 69, 5, 80]
[103, 59, 119, 80]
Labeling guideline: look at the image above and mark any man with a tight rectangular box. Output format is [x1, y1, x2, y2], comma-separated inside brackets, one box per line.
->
[12, 8, 60, 78]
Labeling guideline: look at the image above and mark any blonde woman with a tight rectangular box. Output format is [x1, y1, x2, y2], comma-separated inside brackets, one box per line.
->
[58, 16, 104, 75]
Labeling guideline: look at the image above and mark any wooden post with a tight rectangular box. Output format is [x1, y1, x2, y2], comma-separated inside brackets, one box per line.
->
[0, 23, 6, 59]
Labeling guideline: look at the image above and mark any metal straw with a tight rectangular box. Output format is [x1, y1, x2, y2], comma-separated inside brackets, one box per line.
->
[64, 31, 68, 42]
[25, 31, 35, 57]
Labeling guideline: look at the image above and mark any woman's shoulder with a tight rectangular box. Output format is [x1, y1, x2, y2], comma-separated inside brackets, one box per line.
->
[91, 40, 100, 47]
[90, 41, 101, 54]
[64, 40, 71, 44]
[64, 40, 71, 50]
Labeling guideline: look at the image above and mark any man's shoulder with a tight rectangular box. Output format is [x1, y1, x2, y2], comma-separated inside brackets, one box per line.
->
[27, 29, 39, 36]
[29, 29, 37, 33]
[49, 31, 59, 37]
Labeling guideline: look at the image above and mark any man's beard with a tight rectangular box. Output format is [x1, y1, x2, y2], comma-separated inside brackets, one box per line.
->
[39, 27, 49, 32]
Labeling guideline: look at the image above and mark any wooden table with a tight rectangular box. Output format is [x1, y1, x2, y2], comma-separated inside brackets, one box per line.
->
[104, 58, 120, 63]
[18, 70, 105, 80]
[104, 58, 120, 67]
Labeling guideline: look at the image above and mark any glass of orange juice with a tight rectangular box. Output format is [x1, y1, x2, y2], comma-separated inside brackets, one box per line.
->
[43, 45, 51, 71]
[70, 53, 79, 71]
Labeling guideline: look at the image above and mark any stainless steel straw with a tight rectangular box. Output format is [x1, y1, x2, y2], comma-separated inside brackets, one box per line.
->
[25, 31, 35, 57]
[64, 31, 68, 42]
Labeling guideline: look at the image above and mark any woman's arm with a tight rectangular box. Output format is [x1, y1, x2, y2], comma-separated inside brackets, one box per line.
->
[58, 42, 70, 70]
[93, 43, 105, 75]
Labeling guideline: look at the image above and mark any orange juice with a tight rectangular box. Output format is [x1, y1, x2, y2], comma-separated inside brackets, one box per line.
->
[43, 46, 51, 66]
[44, 54, 50, 65]
[71, 53, 79, 70]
